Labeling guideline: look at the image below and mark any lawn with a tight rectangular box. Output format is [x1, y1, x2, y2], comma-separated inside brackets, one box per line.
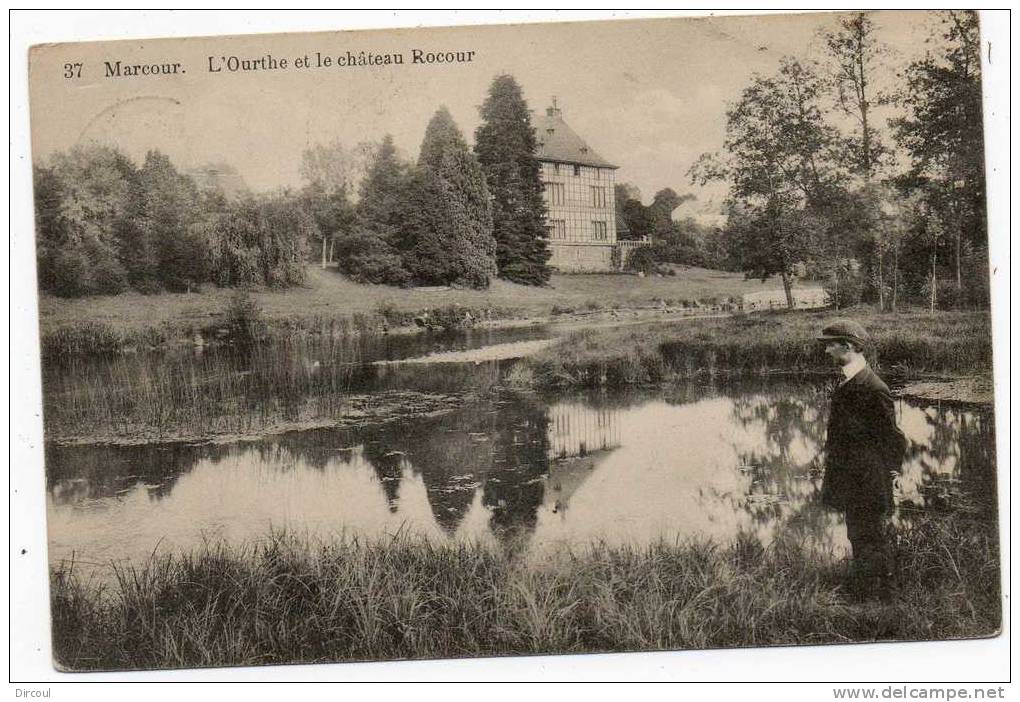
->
[37, 264, 803, 337]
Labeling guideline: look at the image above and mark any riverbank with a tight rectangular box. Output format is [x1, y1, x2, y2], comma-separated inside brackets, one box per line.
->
[37, 266, 794, 356]
[41, 308, 993, 446]
[50, 510, 1000, 671]
[515, 309, 994, 401]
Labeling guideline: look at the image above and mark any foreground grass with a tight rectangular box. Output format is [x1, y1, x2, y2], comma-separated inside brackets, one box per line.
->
[52, 513, 999, 671]
[39, 266, 799, 356]
[516, 309, 993, 389]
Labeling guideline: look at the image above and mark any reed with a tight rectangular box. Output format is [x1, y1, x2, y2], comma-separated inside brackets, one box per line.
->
[522, 310, 993, 389]
[41, 333, 504, 443]
[50, 512, 999, 671]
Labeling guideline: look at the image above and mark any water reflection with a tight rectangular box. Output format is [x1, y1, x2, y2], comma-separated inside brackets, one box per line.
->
[42, 326, 549, 436]
[47, 381, 996, 576]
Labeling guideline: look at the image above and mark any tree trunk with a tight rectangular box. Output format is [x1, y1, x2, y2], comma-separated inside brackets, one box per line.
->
[891, 246, 899, 312]
[876, 245, 885, 312]
[321, 237, 327, 269]
[328, 237, 335, 264]
[930, 249, 938, 315]
[858, 30, 872, 181]
[832, 260, 840, 310]
[781, 270, 794, 309]
[955, 226, 963, 294]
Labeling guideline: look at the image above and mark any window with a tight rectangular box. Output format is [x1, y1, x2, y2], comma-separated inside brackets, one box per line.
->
[553, 163, 560, 175]
[545, 182, 565, 206]
[594, 168, 601, 180]
[548, 219, 566, 240]
[573, 164, 581, 177]
[590, 186, 607, 208]
[591, 221, 607, 241]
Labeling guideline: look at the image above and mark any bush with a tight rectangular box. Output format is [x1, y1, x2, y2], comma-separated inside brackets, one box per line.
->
[960, 246, 991, 308]
[159, 226, 210, 292]
[824, 267, 866, 310]
[918, 278, 963, 312]
[87, 254, 129, 295]
[226, 289, 263, 342]
[42, 321, 122, 358]
[427, 305, 479, 331]
[374, 301, 414, 328]
[336, 231, 409, 286]
[42, 248, 91, 298]
[625, 246, 660, 274]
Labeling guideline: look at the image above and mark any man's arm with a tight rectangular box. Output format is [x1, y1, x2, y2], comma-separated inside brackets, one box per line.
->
[872, 384, 906, 470]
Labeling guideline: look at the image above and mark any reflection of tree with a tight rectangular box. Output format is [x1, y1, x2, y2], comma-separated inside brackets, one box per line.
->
[363, 412, 492, 532]
[481, 399, 550, 543]
[898, 401, 997, 518]
[728, 385, 828, 522]
[958, 410, 997, 516]
[724, 385, 997, 551]
[269, 426, 404, 511]
[46, 441, 228, 503]
[344, 398, 554, 540]
[359, 441, 404, 513]
[48, 395, 552, 540]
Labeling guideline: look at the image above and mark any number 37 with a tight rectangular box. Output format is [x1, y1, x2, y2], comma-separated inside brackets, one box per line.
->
[63, 62, 82, 79]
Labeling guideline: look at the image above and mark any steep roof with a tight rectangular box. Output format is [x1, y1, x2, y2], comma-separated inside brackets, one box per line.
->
[186, 163, 250, 200]
[535, 105, 618, 169]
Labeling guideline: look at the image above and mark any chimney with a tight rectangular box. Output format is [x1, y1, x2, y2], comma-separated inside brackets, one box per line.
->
[546, 96, 561, 118]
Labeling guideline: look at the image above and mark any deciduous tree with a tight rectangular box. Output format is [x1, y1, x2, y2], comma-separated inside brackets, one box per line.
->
[824, 12, 890, 181]
[892, 10, 985, 301]
[692, 59, 839, 307]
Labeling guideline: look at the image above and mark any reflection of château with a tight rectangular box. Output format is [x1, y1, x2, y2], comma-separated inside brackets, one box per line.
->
[547, 403, 620, 459]
[545, 403, 620, 516]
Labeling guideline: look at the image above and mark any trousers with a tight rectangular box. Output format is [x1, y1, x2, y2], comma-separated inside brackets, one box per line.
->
[844, 506, 894, 597]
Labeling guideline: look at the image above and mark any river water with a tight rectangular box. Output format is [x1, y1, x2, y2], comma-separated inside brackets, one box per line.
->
[45, 328, 997, 576]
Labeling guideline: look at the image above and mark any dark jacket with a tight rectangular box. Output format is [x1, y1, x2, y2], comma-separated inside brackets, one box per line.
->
[821, 365, 906, 513]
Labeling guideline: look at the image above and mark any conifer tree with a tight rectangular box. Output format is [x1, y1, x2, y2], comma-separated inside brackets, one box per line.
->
[411, 106, 496, 288]
[357, 135, 410, 245]
[474, 75, 550, 285]
[346, 134, 411, 285]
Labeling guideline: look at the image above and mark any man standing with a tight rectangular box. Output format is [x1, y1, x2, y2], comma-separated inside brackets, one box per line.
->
[818, 320, 906, 601]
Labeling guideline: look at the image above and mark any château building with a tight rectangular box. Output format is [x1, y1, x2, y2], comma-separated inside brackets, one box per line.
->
[185, 163, 250, 200]
[536, 101, 638, 272]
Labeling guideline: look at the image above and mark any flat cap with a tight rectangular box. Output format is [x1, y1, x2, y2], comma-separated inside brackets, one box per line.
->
[817, 319, 870, 346]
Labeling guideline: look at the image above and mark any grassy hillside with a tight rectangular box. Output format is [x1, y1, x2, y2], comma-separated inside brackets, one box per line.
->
[38, 264, 803, 336]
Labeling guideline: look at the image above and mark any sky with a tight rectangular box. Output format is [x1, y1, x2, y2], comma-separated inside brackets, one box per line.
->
[29, 11, 945, 221]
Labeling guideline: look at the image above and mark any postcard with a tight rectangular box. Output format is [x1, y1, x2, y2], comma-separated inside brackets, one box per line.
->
[21, 10, 1003, 676]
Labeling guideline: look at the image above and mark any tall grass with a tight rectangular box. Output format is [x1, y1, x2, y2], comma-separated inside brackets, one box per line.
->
[41, 335, 503, 443]
[40, 303, 521, 359]
[522, 310, 993, 388]
[51, 512, 999, 671]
